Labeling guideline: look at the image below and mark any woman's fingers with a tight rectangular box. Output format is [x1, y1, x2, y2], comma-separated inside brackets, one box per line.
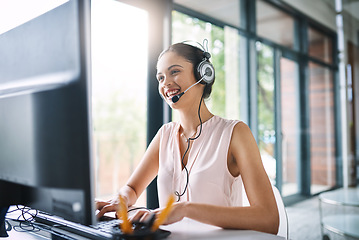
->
[129, 209, 152, 223]
[96, 201, 118, 218]
[95, 199, 109, 210]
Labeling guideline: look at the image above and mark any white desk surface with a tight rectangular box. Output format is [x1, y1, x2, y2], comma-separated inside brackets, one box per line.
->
[5, 218, 284, 240]
[6, 225, 50, 240]
[162, 218, 285, 240]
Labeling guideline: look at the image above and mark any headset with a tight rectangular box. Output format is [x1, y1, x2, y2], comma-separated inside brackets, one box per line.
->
[185, 39, 215, 85]
[171, 40, 215, 103]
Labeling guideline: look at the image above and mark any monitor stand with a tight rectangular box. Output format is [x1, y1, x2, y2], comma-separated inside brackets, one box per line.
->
[0, 207, 9, 238]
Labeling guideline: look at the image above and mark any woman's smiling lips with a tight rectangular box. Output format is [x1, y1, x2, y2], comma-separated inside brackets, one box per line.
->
[165, 89, 181, 100]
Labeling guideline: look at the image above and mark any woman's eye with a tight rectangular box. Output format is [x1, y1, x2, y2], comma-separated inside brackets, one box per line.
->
[157, 76, 164, 82]
[171, 69, 179, 75]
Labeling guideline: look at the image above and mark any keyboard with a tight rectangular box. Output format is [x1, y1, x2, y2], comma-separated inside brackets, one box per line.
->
[34, 212, 171, 240]
[95, 219, 171, 240]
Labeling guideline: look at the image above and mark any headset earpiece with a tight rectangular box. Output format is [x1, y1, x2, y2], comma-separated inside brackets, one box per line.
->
[196, 52, 215, 84]
[180, 40, 215, 85]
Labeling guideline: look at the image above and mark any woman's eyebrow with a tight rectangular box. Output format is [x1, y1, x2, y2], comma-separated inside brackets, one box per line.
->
[157, 64, 184, 76]
[168, 64, 183, 70]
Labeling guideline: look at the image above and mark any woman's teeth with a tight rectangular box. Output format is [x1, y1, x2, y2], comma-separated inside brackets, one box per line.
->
[166, 90, 180, 98]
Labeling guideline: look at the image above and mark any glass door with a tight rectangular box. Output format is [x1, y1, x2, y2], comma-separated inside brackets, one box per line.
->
[257, 42, 301, 196]
[279, 57, 301, 196]
[257, 42, 276, 185]
[308, 62, 336, 194]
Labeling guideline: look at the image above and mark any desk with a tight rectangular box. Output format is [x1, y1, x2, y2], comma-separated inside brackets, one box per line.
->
[163, 218, 285, 240]
[5, 218, 284, 240]
[5, 221, 50, 240]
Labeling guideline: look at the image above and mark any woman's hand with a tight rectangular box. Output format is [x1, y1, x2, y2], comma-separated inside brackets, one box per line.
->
[129, 202, 187, 226]
[96, 185, 137, 219]
[96, 196, 123, 219]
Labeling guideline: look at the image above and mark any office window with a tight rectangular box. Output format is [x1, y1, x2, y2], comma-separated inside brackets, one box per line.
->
[91, 0, 148, 205]
[256, 42, 276, 183]
[172, 11, 242, 120]
[308, 62, 336, 194]
[256, 0, 297, 49]
[173, 0, 242, 28]
[172, 0, 339, 202]
[280, 58, 300, 196]
[308, 27, 333, 64]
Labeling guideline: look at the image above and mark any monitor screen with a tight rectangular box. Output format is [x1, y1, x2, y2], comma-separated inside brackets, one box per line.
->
[0, 0, 95, 226]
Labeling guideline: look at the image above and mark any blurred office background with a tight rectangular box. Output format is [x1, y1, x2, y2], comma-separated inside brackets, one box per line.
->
[89, 2, 358, 238]
[89, 0, 359, 208]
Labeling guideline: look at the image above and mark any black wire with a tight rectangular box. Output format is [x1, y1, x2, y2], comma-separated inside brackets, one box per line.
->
[6, 206, 76, 239]
[5, 206, 41, 233]
[175, 94, 204, 202]
[127, 207, 151, 213]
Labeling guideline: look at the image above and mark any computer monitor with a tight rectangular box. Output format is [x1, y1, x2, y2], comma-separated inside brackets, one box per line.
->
[0, 0, 95, 227]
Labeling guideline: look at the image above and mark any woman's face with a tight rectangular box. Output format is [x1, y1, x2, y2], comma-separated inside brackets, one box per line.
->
[156, 52, 203, 107]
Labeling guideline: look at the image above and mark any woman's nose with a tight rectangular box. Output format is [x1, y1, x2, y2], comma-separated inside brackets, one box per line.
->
[162, 76, 172, 86]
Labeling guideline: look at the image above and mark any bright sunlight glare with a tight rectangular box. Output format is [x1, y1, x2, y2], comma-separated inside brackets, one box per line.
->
[0, 0, 69, 34]
[91, 0, 148, 101]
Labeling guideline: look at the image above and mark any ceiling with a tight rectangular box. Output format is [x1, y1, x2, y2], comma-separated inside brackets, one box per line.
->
[342, 0, 359, 20]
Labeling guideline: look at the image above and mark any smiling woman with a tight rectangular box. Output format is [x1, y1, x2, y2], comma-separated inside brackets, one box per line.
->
[91, 0, 148, 206]
[96, 41, 280, 236]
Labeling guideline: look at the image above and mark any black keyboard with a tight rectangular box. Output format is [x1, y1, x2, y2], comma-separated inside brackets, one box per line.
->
[94, 219, 171, 240]
[92, 218, 121, 235]
[35, 213, 171, 240]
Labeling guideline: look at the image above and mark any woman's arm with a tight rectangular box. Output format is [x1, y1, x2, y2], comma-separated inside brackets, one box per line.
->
[96, 129, 161, 217]
[159, 122, 279, 234]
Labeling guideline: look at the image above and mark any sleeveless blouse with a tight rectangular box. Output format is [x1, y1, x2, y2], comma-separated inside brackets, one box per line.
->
[157, 115, 249, 207]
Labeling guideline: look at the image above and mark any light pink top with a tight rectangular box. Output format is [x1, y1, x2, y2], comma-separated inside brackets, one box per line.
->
[157, 115, 248, 207]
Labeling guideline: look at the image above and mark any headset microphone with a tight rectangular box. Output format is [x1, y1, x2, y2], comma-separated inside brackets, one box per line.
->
[171, 92, 184, 103]
[171, 75, 205, 103]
